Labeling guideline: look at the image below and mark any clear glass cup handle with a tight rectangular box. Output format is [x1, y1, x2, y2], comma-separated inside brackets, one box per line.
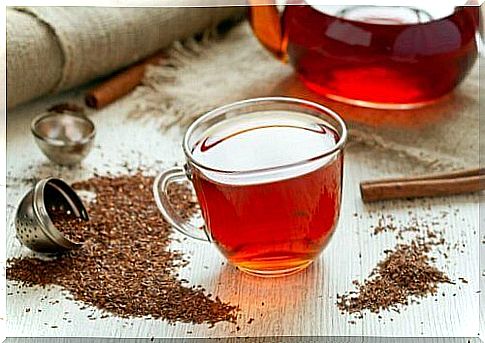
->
[153, 167, 210, 242]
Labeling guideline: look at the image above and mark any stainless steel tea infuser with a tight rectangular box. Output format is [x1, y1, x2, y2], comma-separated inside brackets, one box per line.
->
[15, 177, 89, 253]
[31, 110, 95, 166]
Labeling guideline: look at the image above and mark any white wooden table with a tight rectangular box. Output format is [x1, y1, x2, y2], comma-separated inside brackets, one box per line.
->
[5, 79, 483, 340]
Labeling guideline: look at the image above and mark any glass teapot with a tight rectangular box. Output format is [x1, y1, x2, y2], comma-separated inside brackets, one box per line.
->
[249, 2, 480, 109]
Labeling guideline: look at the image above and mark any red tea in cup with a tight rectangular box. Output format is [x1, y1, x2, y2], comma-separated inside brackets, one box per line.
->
[154, 98, 347, 277]
[191, 116, 342, 275]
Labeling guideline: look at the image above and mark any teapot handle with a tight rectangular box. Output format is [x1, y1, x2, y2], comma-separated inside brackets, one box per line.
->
[248, 1, 288, 61]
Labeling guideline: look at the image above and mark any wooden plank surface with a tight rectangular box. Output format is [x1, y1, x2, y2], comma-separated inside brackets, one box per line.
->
[5, 83, 481, 339]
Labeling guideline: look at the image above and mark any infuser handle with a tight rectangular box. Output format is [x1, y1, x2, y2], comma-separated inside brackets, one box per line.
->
[248, 0, 288, 61]
[153, 167, 210, 242]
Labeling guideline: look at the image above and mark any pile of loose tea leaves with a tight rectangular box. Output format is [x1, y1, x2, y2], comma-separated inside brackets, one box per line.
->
[7, 173, 238, 325]
[338, 213, 459, 318]
[47, 208, 88, 243]
[337, 240, 452, 315]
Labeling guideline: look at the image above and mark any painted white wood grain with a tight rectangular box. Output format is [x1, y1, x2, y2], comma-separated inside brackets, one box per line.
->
[4, 338, 483, 342]
[5, 84, 481, 339]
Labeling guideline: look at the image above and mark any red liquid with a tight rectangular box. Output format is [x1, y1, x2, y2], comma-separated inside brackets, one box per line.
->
[281, 5, 478, 107]
[191, 115, 343, 275]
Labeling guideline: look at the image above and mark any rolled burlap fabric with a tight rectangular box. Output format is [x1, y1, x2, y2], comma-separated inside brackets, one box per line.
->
[6, 6, 244, 109]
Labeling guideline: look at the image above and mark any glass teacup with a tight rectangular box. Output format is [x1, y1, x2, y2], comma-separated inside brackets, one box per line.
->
[154, 97, 347, 276]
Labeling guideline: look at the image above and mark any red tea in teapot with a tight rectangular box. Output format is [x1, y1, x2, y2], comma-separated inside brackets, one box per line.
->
[190, 112, 343, 275]
[250, 4, 479, 108]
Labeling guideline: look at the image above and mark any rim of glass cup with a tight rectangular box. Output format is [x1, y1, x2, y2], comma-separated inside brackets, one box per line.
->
[182, 97, 348, 176]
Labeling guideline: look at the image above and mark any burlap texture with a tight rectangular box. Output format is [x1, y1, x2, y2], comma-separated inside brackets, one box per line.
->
[6, 6, 244, 108]
[6, 8, 63, 109]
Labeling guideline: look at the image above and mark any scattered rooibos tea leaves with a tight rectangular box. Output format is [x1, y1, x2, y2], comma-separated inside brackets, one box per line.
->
[337, 240, 452, 316]
[7, 173, 238, 325]
[47, 208, 88, 243]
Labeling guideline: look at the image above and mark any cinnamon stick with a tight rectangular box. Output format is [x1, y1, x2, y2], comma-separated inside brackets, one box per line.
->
[85, 52, 165, 109]
[360, 168, 485, 202]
